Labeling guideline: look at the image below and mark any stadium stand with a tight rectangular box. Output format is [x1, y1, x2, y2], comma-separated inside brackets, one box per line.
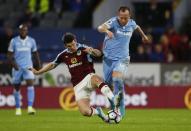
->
[0, 0, 190, 63]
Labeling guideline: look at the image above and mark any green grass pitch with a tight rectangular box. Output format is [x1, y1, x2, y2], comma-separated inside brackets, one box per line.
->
[0, 109, 191, 131]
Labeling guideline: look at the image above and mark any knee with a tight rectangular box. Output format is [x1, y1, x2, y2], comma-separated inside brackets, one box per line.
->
[26, 81, 34, 86]
[112, 77, 124, 91]
[91, 75, 103, 87]
[113, 77, 123, 85]
[79, 108, 91, 117]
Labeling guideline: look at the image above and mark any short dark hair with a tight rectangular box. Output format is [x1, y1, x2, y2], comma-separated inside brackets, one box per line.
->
[118, 6, 130, 12]
[62, 32, 76, 44]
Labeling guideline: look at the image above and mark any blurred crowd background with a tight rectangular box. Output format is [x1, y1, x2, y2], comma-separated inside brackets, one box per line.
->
[0, 0, 191, 63]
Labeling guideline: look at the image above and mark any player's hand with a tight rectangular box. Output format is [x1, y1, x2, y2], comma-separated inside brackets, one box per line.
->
[142, 35, 149, 43]
[83, 47, 93, 54]
[28, 68, 40, 75]
[106, 30, 114, 39]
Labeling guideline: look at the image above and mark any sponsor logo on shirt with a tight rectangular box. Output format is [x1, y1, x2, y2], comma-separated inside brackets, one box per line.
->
[16, 47, 30, 51]
[117, 30, 132, 36]
[69, 57, 82, 68]
[69, 62, 82, 68]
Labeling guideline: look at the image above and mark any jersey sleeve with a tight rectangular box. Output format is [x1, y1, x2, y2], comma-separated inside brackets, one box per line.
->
[104, 17, 115, 29]
[8, 39, 14, 52]
[31, 39, 37, 52]
[131, 19, 138, 31]
[52, 53, 63, 66]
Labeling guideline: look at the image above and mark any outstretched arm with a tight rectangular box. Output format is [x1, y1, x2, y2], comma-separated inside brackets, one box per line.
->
[30, 62, 57, 75]
[135, 25, 149, 42]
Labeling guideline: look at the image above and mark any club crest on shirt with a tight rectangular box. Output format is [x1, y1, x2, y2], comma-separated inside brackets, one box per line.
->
[71, 57, 77, 64]
[77, 50, 81, 56]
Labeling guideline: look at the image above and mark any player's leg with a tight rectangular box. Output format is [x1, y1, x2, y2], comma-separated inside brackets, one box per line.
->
[103, 58, 113, 85]
[112, 71, 124, 117]
[112, 59, 129, 117]
[24, 69, 35, 114]
[90, 74, 121, 122]
[77, 98, 108, 122]
[102, 58, 116, 109]
[90, 75, 119, 108]
[12, 69, 22, 115]
[14, 84, 22, 115]
[74, 74, 108, 122]
[26, 79, 35, 114]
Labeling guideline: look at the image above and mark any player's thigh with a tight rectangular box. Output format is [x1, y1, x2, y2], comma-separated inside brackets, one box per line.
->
[23, 69, 35, 86]
[74, 74, 93, 101]
[23, 69, 35, 79]
[77, 98, 90, 114]
[12, 69, 23, 84]
[113, 59, 130, 78]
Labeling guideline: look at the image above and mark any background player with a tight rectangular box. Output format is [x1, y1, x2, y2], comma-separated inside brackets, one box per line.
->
[7, 24, 41, 115]
[97, 6, 149, 117]
[30, 33, 119, 122]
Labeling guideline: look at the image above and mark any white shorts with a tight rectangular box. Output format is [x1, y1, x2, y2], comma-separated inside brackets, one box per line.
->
[73, 73, 96, 101]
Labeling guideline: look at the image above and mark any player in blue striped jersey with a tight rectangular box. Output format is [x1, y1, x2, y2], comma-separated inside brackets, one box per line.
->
[98, 6, 149, 118]
[7, 24, 41, 115]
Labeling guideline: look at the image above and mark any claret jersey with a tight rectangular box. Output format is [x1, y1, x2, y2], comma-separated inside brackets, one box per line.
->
[53, 43, 95, 86]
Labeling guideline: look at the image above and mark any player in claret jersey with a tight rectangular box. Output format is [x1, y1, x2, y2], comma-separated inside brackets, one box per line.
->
[30, 32, 120, 123]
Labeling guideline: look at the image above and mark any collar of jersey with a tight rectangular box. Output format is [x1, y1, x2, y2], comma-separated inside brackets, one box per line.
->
[19, 36, 28, 41]
[116, 17, 130, 27]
